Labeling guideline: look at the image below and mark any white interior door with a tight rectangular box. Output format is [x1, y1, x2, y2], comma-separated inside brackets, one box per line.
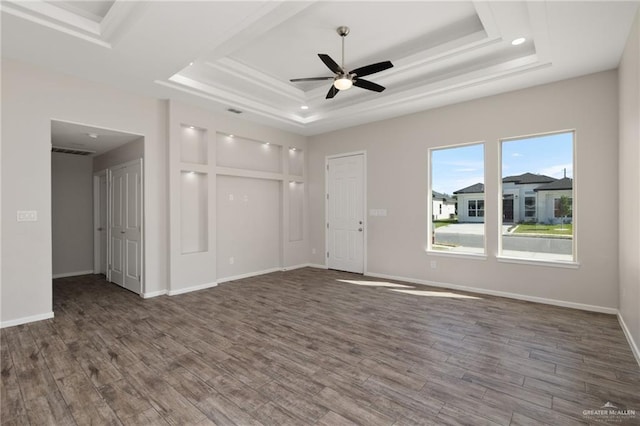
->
[110, 166, 126, 286]
[99, 174, 108, 274]
[109, 161, 142, 294]
[327, 154, 365, 273]
[123, 161, 142, 294]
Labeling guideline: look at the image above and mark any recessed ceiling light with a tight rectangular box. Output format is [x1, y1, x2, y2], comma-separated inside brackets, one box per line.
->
[87, 133, 98, 139]
[189, 62, 194, 66]
[290, 147, 296, 151]
[229, 134, 234, 138]
[300, 105, 309, 110]
[511, 37, 526, 46]
[189, 126, 195, 129]
[265, 142, 270, 145]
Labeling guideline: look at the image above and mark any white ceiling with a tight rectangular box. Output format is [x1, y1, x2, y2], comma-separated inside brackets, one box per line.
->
[51, 120, 142, 156]
[2, 1, 638, 136]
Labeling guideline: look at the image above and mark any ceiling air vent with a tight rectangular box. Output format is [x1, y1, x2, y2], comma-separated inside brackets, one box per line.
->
[227, 108, 243, 114]
[52, 146, 95, 156]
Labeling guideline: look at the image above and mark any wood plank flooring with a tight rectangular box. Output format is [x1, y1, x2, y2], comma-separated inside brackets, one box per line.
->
[1, 268, 639, 425]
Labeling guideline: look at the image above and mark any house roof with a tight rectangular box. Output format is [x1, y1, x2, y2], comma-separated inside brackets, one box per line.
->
[453, 183, 485, 194]
[534, 177, 573, 191]
[432, 191, 455, 202]
[502, 172, 557, 185]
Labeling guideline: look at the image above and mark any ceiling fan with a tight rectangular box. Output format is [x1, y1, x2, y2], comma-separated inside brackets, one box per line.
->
[290, 26, 394, 99]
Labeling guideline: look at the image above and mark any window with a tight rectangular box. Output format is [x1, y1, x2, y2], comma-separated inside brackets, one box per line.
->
[429, 143, 485, 255]
[554, 197, 572, 218]
[524, 196, 536, 218]
[500, 131, 574, 262]
[468, 200, 484, 217]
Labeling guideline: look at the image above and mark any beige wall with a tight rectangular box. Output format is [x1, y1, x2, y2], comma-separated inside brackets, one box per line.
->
[1, 59, 309, 325]
[1, 59, 168, 325]
[93, 137, 144, 172]
[308, 70, 619, 311]
[618, 9, 640, 362]
[51, 152, 94, 277]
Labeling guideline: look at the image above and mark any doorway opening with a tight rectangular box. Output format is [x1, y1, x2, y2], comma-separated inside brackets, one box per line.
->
[51, 120, 144, 295]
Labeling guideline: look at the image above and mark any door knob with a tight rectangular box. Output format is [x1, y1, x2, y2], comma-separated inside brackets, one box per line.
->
[358, 228, 363, 232]
[120, 231, 125, 234]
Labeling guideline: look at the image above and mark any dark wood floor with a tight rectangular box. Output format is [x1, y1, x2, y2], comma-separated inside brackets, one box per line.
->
[1, 268, 639, 425]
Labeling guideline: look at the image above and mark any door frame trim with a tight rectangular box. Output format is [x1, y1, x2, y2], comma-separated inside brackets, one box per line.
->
[324, 151, 367, 274]
[93, 169, 108, 275]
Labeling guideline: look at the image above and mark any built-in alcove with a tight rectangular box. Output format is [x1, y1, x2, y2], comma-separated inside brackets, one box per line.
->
[180, 171, 208, 254]
[180, 125, 207, 165]
[288, 147, 304, 177]
[216, 133, 282, 173]
[289, 181, 304, 242]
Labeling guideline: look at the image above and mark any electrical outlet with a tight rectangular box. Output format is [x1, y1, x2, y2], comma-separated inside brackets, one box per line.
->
[17, 210, 37, 222]
[311, 248, 317, 255]
[229, 194, 234, 201]
[430, 260, 437, 269]
[229, 257, 234, 265]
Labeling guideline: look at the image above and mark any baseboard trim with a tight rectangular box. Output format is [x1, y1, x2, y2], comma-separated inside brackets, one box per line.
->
[281, 263, 311, 271]
[217, 267, 281, 284]
[1, 311, 54, 329]
[618, 312, 640, 367]
[308, 263, 328, 269]
[364, 271, 618, 315]
[167, 281, 218, 296]
[141, 290, 167, 299]
[52, 270, 95, 279]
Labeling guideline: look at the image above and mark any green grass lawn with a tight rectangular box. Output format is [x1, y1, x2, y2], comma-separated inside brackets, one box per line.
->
[433, 218, 458, 229]
[513, 223, 573, 235]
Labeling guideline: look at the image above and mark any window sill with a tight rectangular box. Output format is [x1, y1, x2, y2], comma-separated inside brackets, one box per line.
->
[426, 249, 487, 261]
[496, 255, 579, 269]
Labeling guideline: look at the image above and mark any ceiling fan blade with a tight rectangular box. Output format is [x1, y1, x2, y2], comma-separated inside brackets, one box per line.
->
[318, 54, 343, 74]
[290, 77, 334, 82]
[353, 78, 385, 92]
[326, 85, 339, 99]
[351, 61, 393, 78]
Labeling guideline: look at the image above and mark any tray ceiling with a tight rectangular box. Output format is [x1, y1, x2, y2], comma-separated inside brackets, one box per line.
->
[2, 1, 638, 135]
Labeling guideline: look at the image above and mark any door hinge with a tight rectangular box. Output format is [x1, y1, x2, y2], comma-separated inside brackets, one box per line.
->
[326, 193, 329, 200]
[327, 251, 330, 258]
[326, 164, 329, 171]
[326, 222, 329, 229]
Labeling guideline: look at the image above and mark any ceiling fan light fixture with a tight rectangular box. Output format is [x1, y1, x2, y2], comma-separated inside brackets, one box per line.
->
[334, 76, 353, 91]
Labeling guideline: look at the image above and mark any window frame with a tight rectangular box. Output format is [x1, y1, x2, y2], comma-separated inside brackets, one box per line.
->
[497, 130, 577, 265]
[427, 141, 487, 258]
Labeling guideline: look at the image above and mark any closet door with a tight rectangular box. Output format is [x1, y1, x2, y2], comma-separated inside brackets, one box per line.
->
[110, 166, 126, 286]
[109, 161, 142, 294]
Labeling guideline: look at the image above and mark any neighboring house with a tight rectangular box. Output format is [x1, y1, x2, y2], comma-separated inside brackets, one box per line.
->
[453, 183, 486, 223]
[534, 177, 573, 224]
[454, 173, 573, 223]
[432, 191, 456, 220]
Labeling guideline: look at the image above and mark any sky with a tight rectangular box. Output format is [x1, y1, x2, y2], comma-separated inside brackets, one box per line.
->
[432, 132, 574, 196]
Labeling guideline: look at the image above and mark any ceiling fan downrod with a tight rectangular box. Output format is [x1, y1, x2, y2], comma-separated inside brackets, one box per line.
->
[337, 26, 350, 70]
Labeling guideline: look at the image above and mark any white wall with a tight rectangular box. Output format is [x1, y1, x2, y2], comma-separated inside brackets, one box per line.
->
[1, 59, 168, 326]
[93, 137, 144, 172]
[166, 101, 308, 295]
[1, 60, 310, 325]
[308, 70, 619, 311]
[216, 176, 282, 280]
[618, 8, 640, 362]
[51, 152, 94, 277]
